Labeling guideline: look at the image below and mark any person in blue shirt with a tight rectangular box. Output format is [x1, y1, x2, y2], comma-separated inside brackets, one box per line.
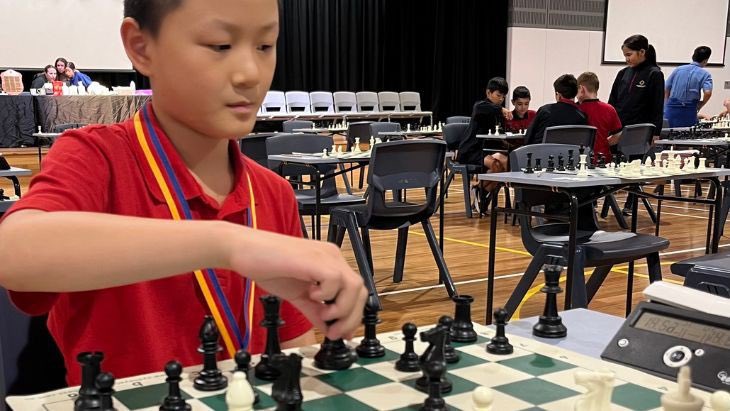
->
[664, 46, 713, 127]
[65, 62, 93, 88]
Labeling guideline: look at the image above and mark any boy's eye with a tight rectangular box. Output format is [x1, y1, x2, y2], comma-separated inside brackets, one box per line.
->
[258, 44, 274, 52]
[208, 44, 232, 52]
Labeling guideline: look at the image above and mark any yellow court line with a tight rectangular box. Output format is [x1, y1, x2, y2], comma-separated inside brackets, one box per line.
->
[410, 231, 532, 256]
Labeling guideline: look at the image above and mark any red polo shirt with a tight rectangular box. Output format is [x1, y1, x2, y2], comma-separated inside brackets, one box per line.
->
[505, 109, 536, 132]
[4, 107, 311, 385]
[578, 99, 622, 161]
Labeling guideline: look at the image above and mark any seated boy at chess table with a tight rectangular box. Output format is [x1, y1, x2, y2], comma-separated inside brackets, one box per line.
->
[0, 0, 367, 386]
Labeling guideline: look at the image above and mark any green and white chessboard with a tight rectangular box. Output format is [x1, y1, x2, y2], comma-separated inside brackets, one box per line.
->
[6, 323, 713, 410]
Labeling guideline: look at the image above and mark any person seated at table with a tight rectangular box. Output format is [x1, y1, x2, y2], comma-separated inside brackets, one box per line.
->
[577, 72, 622, 162]
[30, 65, 57, 89]
[505, 86, 536, 132]
[524, 74, 587, 145]
[65, 62, 92, 88]
[699, 97, 730, 120]
[54, 57, 71, 85]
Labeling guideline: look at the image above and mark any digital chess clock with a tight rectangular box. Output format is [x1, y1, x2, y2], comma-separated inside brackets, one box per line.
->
[602, 283, 730, 391]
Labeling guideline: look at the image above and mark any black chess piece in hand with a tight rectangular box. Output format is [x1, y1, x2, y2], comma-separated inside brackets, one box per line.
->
[451, 295, 477, 343]
[487, 308, 513, 355]
[356, 305, 386, 358]
[438, 316, 460, 364]
[533, 264, 568, 338]
[160, 361, 191, 411]
[395, 323, 420, 372]
[75, 351, 104, 411]
[193, 316, 227, 391]
[96, 372, 115, 411]
[234, 350, 259, 405]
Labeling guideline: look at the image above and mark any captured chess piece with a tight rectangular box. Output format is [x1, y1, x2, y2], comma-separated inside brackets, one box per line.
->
[193, 316, 228, 391]
[567, 149, 575, 171]
[314, 337, 357, 370]
[356, 304, 385, 358]
[451, 295, 477, 343]
[557, 154, 565, 171]
[95, 372, 115, 411]
[532, 264, 567, 338]
[487, 308, 513, 355]
[660, 366, 704, 411]
[395, 323, 420, 372]
[160, 360, 191, 411]
[420, 361, 448, 411]
[255, 295, 284, 381]
[415, 324, 452, 394]
[271, 353, 304, 411]
[524, 152, 534, 173]
[75, 351, 104, 411]
[438, 316, 460, 364]
[234, 350, 259, 405]
[534, 158, 542, 172]
[546, 155, 555, 172]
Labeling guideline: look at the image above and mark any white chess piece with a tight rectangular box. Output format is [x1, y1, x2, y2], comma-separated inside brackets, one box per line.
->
[407, 123, 411, 132]
[660, 366, 704, 411]
[574, 369, 614, 411]
[354, 137, 361, 153]
[487, 129, 493, 136]
[226, 371, 255, 411]
[577, 154, 588, 177]
[494, 124, 500, 135]
[471, 386, 493, 411]
[375, 137, 383, 144]
[322, 148, 328, 158]
[331, 144, 337, 154]
[698, 158, 707, 171]
[710, 391, 730, 411]
[369, 136, 375, 149]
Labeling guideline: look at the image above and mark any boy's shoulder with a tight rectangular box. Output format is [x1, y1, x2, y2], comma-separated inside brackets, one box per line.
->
[55, 120, 137, 158]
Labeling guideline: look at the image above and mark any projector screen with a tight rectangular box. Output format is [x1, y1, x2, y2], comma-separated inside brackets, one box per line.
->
[603, 0, 729, 65]
[0, 0, 131, 71]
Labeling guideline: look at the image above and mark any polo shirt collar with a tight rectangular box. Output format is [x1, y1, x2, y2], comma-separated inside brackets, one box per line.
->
[691, 61, 702, 67]
[557, 98, 578, 107]
[129, 103, 249, 213]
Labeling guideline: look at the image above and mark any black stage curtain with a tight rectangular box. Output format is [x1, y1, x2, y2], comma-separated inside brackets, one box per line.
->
[273, 0, 508, 121]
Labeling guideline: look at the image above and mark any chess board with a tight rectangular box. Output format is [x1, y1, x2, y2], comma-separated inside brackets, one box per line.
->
[6, 324, 713, 411]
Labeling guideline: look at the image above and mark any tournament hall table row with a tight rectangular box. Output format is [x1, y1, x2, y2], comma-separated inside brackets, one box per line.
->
[478, 167, 730, 325]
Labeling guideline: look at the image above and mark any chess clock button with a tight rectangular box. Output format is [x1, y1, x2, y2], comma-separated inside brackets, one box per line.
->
[663, 345, 692, 368]
[617, 338, 629, 348]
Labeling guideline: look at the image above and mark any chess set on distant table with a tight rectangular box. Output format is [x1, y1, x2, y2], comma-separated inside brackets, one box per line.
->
[664, 127, 730, 141]
[8, 272, 730, 411]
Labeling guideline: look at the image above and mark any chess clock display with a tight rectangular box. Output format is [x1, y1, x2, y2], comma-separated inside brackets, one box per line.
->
[602, 300, 730, 391]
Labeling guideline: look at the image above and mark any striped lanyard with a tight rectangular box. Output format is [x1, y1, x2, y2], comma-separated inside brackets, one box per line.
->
[133, 104, 256, 358]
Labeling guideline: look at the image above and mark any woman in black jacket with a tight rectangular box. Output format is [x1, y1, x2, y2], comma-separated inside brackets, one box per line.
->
[608, 34, 665, 141]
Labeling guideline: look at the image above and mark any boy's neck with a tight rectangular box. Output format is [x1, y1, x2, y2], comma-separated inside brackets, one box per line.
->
[578, 93, 598, 103]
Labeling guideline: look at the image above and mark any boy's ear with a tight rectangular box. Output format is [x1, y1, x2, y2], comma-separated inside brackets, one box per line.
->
[120, 17, 153, 77]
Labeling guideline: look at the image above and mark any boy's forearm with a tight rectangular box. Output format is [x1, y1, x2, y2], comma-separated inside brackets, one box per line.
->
[0, 210, 239, 292]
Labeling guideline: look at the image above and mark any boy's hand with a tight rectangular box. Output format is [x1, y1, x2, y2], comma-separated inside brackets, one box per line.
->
[227, 227, 368, 341]
[501, 108, 513, 120]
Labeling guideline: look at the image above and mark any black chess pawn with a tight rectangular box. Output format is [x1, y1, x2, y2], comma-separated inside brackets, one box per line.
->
[486, 308, 513, 355]
[420, 361, 448, 411]
[438, 316, 460, 364]
[524, 152, 534, 173]
[234, 350, 259, 405]
[271, 353, 304, 411]
[567, 150, 575, 171]
[395, 323, 420, 372]
[160, 360, 191, 411]
[96, 372, 115, 411]
[75, 351, 104, 411]
[598, 153, 606, 168]
[450, 295, 477, 343]
[255, 295, 284, 381]
[314, 337, 357, 370]
[533, 264, 568, 338]
[587, 153, 596, 169]
[534, 158, 543, 171]
[546, 155, 555, 172]
[193, 316, 228, 391]
[557, 154, 565, 171]
[356, 305, 386, 358]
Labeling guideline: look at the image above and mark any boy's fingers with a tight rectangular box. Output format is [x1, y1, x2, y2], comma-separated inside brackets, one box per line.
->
[323, 281, 367, 340]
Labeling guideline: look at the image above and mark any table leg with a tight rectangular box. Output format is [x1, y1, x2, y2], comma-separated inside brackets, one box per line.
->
[626, 186, 639, 316]
[564, 193, 579, 310]
[711, 177, 722, 253]
[485, 184, 501, 325]
[314, 173, 322, 240]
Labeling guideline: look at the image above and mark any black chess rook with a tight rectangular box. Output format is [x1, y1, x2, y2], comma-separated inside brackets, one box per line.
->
[356, 304, 386, 358]
[395, 323, 420, 372]
[255, 295, 285, 381]
[75, 351, 104, 411]
[524, 152, 534, 173]
[533, 264, 568, 338]
[314, 337, 357, 370]
[450, 295, 477, 343]
[160, 360, 191, 411]
[487, 308, 513, 355]
[193, 316, 228, 391]
[271, 353, 304, 411]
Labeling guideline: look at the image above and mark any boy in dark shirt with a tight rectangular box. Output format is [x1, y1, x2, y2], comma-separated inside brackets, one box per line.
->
[524, 74, 587, 145]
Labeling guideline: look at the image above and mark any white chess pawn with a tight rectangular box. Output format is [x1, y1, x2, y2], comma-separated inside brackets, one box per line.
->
[322, 148, 328, 158]
[660, 366, 703, 411]
[226, 371, 255, 411]
[331, 144, 337, 154]
[369, 136, 375, 148]
[354, 137, 361, 153]
[487, 129, 493, 136]
[471, 386, 493, 411]
[710, 391, 730, 411]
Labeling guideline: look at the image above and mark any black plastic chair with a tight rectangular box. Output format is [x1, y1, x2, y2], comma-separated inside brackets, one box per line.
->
[282, 120, 315, 133]
[369, 122, 401, 141]
[670, 252, 730, 277]
[266, 133, 365, 238]
[684, 266, 730, 297]
[543, 125, 597, 148]
[501, 144, 668, 319]
[446, 116, 470, 124]
[441, 123, 480, 217]
[239, 133, 276, 167]
[327, 140, 457, 309]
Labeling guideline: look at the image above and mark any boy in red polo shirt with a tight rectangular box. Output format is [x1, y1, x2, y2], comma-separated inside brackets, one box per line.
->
[0, 0, 367, 385]
[505, 86, 536, 133]
[577, 72, 623, 161]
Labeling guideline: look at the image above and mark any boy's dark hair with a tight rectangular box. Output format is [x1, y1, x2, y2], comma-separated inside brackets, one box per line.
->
[68, 62, 76, 70]
[55, 57, 68, 66]
[512, 86, 531, 101]
[44, 65, 54, 74]
[124, 0, 184, 35]
[577, 72, 599, 93]
[553, 74, 578, 99]
[692, 46, 712, 63]
[486, 77, 509, 95]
